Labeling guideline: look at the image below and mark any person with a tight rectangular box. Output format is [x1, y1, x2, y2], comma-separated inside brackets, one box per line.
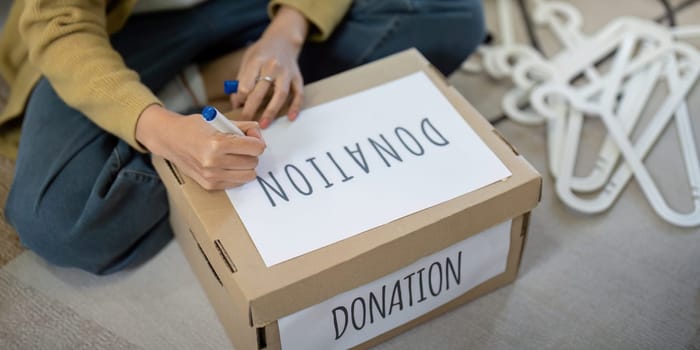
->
[0, 0, 486, 274]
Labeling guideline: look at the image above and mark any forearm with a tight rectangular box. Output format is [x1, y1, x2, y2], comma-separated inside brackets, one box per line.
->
[268, 0, 352, 41]
[265, 5, 310, 50]
[20, 0, 159, 152]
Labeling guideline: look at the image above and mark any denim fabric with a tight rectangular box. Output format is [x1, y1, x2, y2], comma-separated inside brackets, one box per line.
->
[299, 0, 485, 82]
[5, 0, 485, 274]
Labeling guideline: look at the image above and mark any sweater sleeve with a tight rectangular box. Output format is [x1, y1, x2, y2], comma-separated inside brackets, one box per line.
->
[19, 0, 159, 152]
[268, 0, 352, 42]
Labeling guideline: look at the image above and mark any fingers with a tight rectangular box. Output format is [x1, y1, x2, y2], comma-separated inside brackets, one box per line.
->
[232, 52, 263, 116]
[230, 44, 305, 126]
[172, 147, 260, 191]
[186, 166, 258, 191]
[212, 132, 266, 157]
[241, 57, 283, 122]
[242, 74, 275, 123]
[288, 74, 304, 121]
[236, 121, 265, 141]
[240, 70, 302, 127]
[259, 74, 291, 128]
[189, 132, 265, 190]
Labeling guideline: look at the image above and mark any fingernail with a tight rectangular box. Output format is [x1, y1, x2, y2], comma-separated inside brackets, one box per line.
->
[289, 111, 298, 121]
[260, 118, 270, 129]
[224, 80, 239, 94]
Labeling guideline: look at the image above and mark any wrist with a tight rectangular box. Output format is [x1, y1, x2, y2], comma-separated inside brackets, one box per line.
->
[266, 5, 309, 48]
[136, 104, 170, 153]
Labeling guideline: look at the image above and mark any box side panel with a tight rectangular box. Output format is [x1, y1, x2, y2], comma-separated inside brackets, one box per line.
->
[263, 323, 282, 350]
[154, 157, 260, 350]
[250, 170, 540, 325]
[173, 210, 261, 350]
[266, 216, 522, 349]
[352, 214, 528, 350]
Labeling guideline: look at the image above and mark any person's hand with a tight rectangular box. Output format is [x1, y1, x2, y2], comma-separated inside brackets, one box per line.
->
[231, 5, 309, 128]
[136, 104, 266, 190]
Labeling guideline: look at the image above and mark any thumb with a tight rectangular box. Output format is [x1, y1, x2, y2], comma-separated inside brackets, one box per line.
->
[235, 121, 265, 143]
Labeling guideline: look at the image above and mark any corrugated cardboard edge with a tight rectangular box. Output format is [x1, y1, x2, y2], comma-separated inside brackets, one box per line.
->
[153, 48, 543, 349]
[167, 48, 541, 325]
[157, 167, 534, 350]
[154, 156, 282, 350]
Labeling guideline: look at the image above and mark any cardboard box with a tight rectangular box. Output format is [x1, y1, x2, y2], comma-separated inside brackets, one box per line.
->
[153, 49, 542, 350]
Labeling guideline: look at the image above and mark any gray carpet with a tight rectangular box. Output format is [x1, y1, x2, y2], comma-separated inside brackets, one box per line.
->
[0, 270, 140, 350]
[1, 245, 230, 350]
[1, 1, 699, 349]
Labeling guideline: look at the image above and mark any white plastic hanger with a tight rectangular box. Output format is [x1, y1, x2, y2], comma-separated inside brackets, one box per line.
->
[671, 25, 700, 40]
[534, 42, 700, 227]
[513, 16, 672, 182]
[460, 0, 700, 226]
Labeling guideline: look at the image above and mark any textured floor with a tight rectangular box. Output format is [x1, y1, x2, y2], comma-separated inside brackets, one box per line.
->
[0, 155, 20, 267]
[0, 72, 20, 266]
[1, 1, 699, 349]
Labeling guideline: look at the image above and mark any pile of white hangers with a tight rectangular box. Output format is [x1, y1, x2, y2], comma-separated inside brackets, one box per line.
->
[463, 0, 700, 227]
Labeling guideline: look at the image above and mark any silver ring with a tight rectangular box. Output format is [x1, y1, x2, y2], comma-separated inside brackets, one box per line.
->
[256, 75, 275, 84]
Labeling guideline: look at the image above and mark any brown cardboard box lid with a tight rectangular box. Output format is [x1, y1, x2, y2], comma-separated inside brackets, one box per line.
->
[170, 49, 542, 327]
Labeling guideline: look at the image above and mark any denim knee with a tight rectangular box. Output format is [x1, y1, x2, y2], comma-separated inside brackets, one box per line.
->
[407, 0, 486, 75]
[4, 197, 99, 273]
[6, 170, 172, 275]
[6, 204, 112, 274]
[299, 0, 486, 82]
[6, 135, 172, 275]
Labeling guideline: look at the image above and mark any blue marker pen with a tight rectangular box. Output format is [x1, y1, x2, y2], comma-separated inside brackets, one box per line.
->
[201, 106, 244, 136]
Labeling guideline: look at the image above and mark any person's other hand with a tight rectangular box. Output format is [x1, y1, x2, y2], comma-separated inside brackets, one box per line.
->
[231, 5, 309, 128]
[136, 104, 266, 190]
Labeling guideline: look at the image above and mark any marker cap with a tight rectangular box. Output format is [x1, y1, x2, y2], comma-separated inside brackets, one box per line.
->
[201, 106, 217, 121]
[224, 80, 239, 94]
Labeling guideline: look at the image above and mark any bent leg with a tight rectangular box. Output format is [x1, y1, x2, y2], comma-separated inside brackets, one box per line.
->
[5, 79, 172, 274]
[299, 0, 485, 82]
[4, 0, 269, 274]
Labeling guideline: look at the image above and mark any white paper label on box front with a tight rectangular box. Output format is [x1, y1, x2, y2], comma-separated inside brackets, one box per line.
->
[278, 220, 512, 350]
[226, 71, 512, 266]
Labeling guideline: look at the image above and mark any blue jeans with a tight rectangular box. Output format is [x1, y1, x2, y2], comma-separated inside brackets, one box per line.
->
[5, 0, 485, 274]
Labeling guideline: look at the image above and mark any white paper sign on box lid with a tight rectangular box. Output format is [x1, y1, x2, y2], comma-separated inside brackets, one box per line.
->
[226, 71, 512, 266]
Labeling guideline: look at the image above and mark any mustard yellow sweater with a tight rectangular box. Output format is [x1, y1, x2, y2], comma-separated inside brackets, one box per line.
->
[0, 0, 351, 160]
